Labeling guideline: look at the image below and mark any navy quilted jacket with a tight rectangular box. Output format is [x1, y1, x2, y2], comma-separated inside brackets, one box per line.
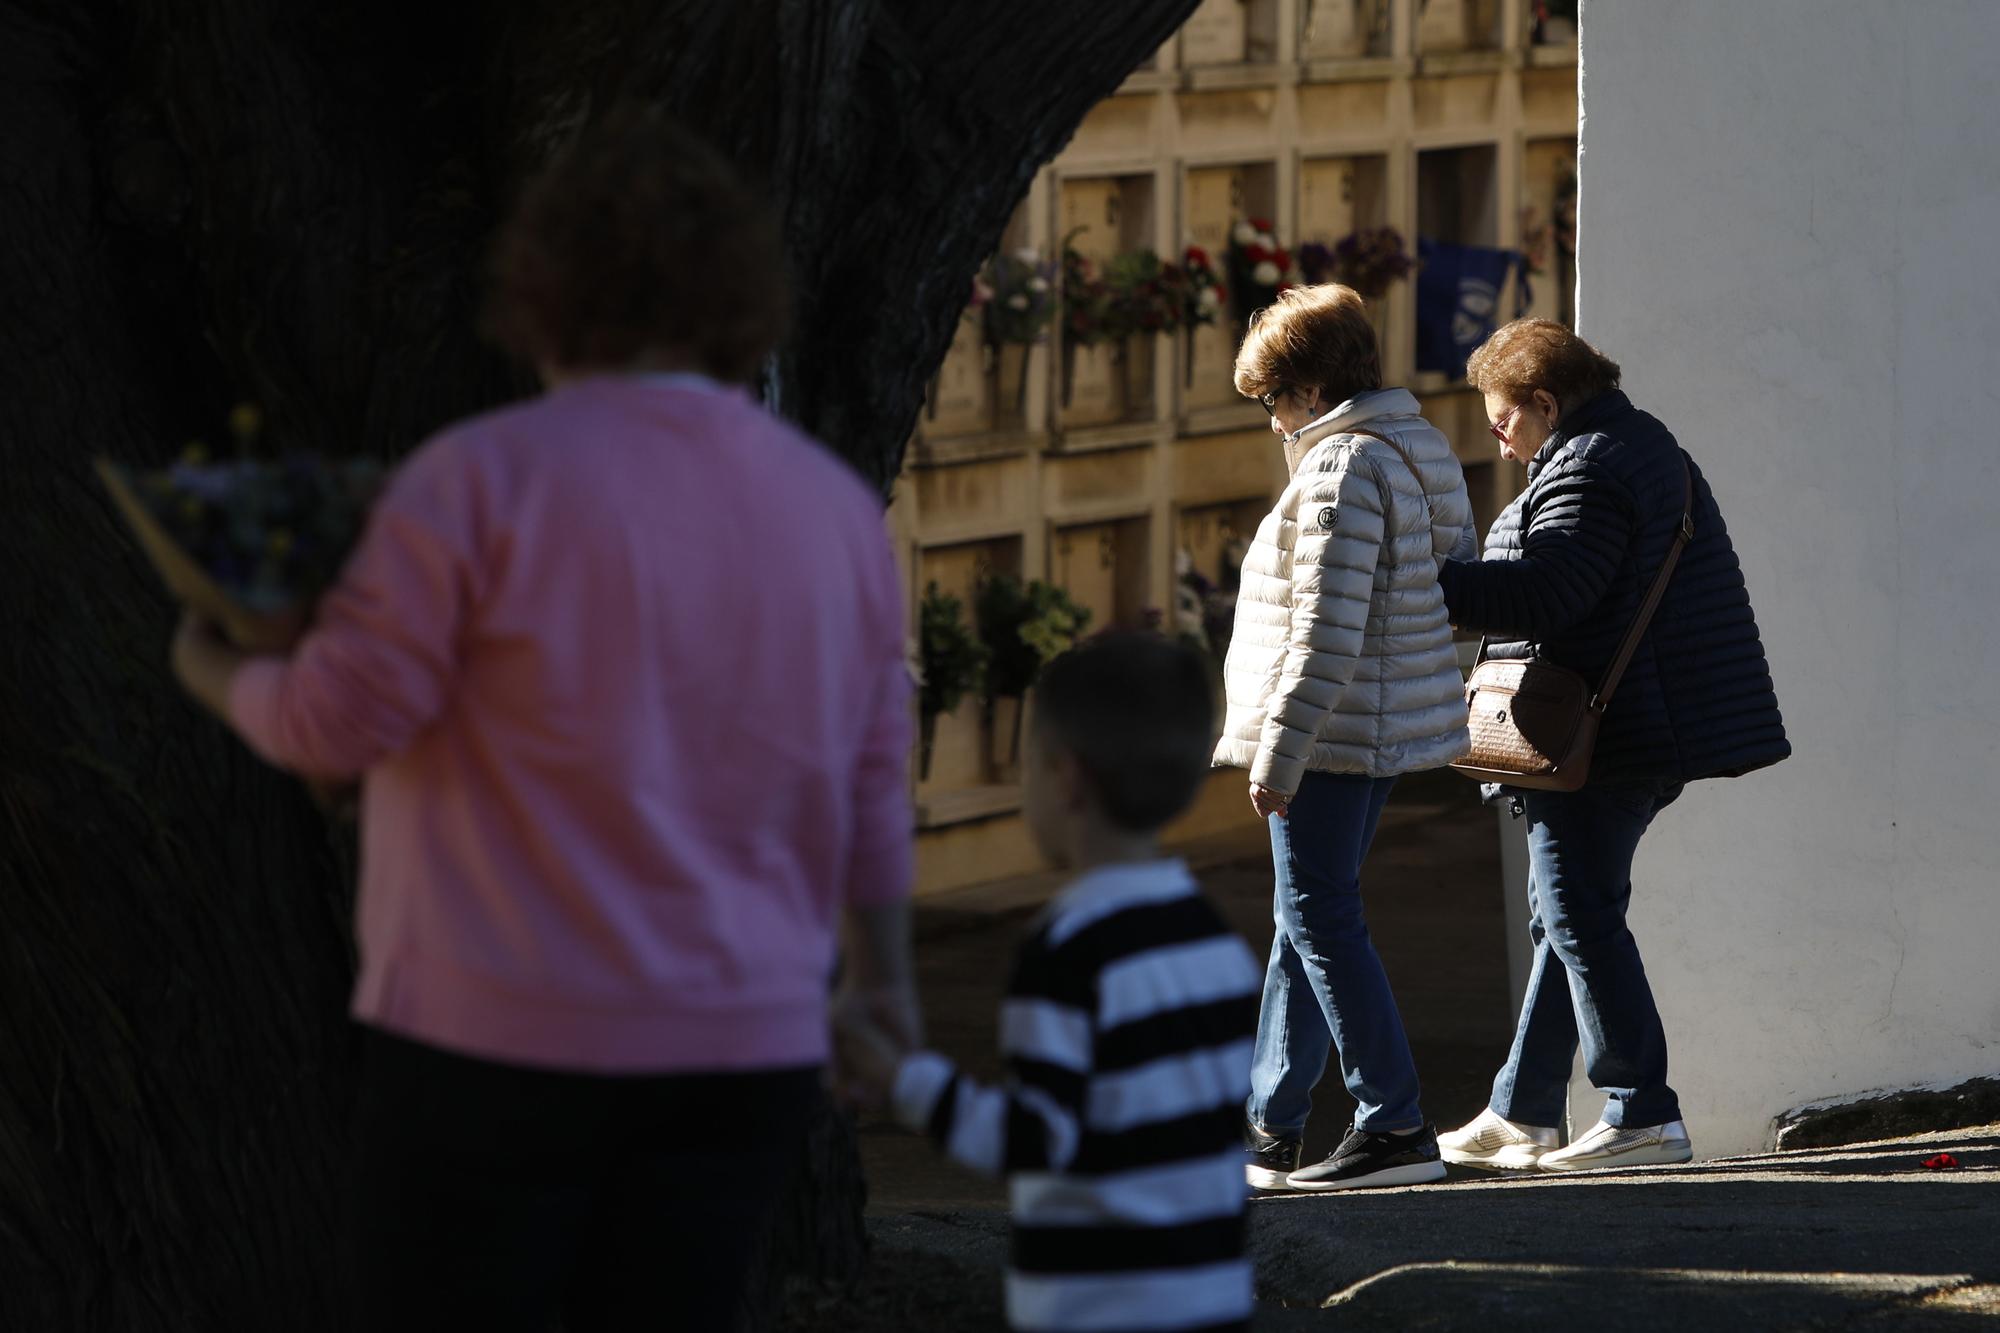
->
[1438, 390, 1790, 785]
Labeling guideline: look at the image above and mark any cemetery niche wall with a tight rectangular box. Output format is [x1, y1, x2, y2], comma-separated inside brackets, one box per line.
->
[894, 0, 1578, 894]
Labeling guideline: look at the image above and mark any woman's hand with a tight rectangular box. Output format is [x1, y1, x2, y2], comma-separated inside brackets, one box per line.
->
[171, 613, 248, 721]
[305, 779, 362, 822]
[1250, 782, 1291, 819]
[830, 987, 913, 1113]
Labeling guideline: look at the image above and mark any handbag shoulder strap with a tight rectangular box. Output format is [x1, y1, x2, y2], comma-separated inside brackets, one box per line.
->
[1591, 454, 1696, 713]
[1343, 428, 1435, 544]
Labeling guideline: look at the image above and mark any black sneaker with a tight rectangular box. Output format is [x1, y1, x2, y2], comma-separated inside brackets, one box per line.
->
[1287, 1124, 1448, 1192]
[1244, 1122, 1303, 1191]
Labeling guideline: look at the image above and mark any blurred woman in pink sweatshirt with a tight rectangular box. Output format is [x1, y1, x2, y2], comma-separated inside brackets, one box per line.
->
[171, 112, 917, 1332]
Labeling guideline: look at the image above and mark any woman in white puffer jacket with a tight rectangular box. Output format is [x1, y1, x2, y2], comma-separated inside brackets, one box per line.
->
[1218, 284, 1474, 1194]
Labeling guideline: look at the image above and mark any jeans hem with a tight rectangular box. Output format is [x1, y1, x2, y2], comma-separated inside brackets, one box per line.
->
[1247, 1115, 1306, 1142]
[1597, 1104, 1684, 1130]
[1491, 1096, 1566, 1130]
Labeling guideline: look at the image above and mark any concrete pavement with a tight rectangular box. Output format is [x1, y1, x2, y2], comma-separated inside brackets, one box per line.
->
[867, 1124, 2000, 1329]
[850, 776, 2000, 1327]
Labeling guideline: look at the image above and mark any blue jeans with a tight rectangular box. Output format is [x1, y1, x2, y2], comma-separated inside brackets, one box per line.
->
[1247, 771, 1424, 1136]
[1491, 781, 1685, 1130]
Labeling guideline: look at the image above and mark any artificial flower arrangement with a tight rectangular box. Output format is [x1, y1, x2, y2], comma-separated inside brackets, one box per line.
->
[975, 574, 1092, 775]
[1102, 249, 1192, 338]
[976, 575, 1093, 701]
[1297, 226, 1417, 300]
[1060, 245, 1116, 347]
[1225, 217, 1293, 322]
[980, 249, 1058, 347]
[95, 405, 384, 651]
[1180, 246, 1229, 328]
[1067, 245, 1199, 343]
[916, 582, 989, 778]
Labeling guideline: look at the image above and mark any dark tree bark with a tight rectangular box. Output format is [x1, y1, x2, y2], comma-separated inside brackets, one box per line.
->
[0, 1, 1197, 1329]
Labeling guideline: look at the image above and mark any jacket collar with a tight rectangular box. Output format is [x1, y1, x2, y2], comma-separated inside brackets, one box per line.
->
[1047, 858, 1195, 925]
[1527, 389, 1632, 479]
[1285, 387, 1421, 460]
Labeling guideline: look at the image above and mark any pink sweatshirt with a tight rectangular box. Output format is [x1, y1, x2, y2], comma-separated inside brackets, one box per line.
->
[228, 374, 913, 1073]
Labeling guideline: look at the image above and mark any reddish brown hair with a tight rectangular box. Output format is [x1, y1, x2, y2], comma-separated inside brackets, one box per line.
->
[1232, 283, 1382, 406]
[487, 110, 787, 382]
[1465, 319, 1622, 414]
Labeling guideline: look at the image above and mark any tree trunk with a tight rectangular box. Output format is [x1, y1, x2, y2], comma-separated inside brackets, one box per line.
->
[0, 1, 1197, 1328]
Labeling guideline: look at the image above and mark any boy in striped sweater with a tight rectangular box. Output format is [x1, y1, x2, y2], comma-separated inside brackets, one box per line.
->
[837, 633, 1261, 1333]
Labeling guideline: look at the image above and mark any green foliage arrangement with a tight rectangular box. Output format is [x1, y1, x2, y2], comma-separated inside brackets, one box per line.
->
[975, 575, 1092, 698]
[1066, 242, 1200, 346]
[918, 583, 989, 721]
[1102, 249, 1192, 338]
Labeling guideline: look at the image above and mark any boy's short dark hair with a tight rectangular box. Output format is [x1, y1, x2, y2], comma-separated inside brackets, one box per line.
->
[1032, 633, 1215, 833]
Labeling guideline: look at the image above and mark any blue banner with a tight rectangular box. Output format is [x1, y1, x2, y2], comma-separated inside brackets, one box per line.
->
[1415, 239, 1526, 378]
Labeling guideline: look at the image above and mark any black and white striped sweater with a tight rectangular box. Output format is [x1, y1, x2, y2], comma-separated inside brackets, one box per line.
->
[891, 860, 1260, 1333]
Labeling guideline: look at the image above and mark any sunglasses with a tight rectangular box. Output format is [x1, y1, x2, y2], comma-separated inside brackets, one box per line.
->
[1488, 401, 1526, 442]
[1258, 387, 1289, 418]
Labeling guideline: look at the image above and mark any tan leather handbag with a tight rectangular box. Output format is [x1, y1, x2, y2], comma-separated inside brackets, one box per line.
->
[1450, 457, 1694, 792]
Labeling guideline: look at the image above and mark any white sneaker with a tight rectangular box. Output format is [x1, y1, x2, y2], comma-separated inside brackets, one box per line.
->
[1538, 1119, 1693, 1172]
[1437, 1108, 1561, 1170]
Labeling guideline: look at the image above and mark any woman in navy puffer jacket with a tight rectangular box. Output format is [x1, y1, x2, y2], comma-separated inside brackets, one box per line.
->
[1434, 319, 1788, 1173]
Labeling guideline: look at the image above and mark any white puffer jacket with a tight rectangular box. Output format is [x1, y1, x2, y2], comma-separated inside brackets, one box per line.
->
[1213, 389, 1476, 793]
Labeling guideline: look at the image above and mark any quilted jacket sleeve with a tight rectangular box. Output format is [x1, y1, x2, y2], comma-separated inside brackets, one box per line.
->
[1447, 509, 1479, 564]
[228, 436, 479, 778]
[1252, 447, 1386, 796]
[1439, 443, 1638, 639]
[1429, 458, 1479, 564]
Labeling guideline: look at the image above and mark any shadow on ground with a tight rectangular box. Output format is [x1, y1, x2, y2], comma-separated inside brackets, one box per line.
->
[858, 771, 1511, 1213]
[786, 780, 2000, 1330]
[799, 1126, 2000, 1331]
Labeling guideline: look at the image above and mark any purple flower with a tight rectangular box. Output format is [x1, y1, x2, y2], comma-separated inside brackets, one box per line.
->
[166, 462, 234, 501]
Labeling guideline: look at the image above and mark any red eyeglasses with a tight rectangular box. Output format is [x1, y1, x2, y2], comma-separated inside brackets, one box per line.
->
[1488, 402, 1526, 443]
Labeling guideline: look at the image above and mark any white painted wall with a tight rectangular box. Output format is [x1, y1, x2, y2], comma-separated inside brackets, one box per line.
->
[1571, 0, 2000, 1154]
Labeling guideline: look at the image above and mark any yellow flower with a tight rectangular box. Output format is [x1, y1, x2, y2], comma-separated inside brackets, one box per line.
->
[229, 402, 263, 442]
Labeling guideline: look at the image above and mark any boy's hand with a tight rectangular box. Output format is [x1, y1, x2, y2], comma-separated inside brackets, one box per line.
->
[831, 992, 912, 1112]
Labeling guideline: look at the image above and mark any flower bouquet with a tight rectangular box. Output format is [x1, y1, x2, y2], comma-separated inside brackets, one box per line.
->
[1225, 218, 1293, 323]
[1297, 226, 1415, 300]
[981, 250, 1057, 347]
[1103, 249, 1190, 416]
[975, 575, 1090, 778]
[917, 582, 989, 780]
[1058, 244, 1116, 410]
[979, 250, 1055, 423]
[1102, 249, 1190, 338]
[1179, 246, 1229, 387]
[1061, 245, 1115, 348]
[97, 408, 384, 652]
[1180, 246, 1229, 328]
